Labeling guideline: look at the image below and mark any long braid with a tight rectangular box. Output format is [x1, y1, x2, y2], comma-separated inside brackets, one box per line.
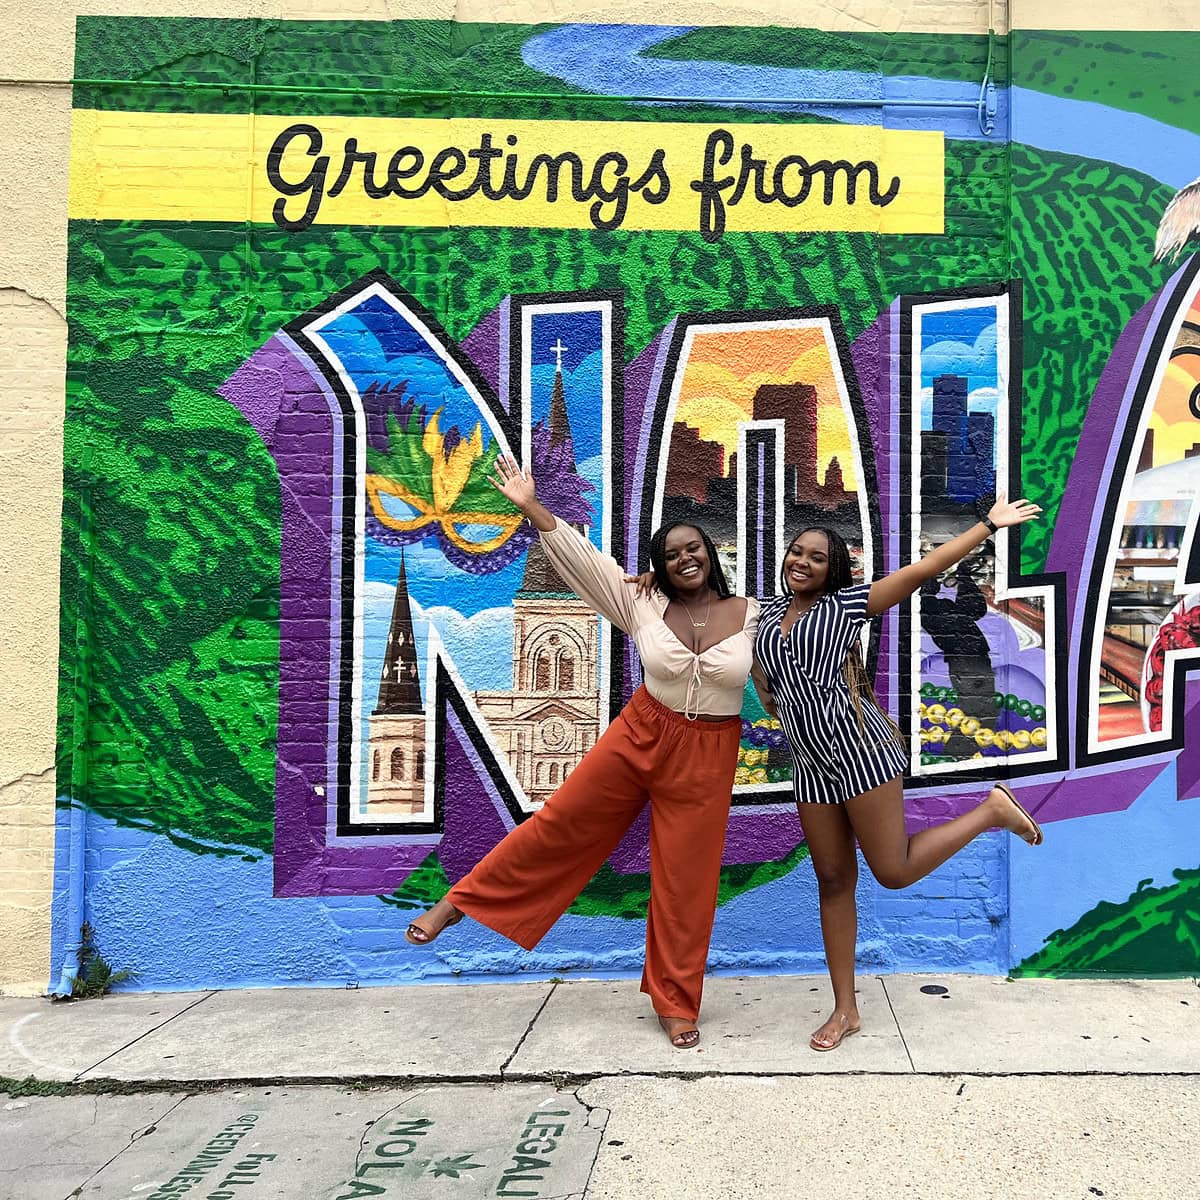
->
[844, 641, 904, 748]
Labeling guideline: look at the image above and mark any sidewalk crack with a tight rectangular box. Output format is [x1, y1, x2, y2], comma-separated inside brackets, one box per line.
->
[572, 1083, 610, 1200]
[58, 1090, 189, 1200]
[73, 991, 218, 1083]
[500, 981, 558, 1077]
[880, 977, 915, 1072]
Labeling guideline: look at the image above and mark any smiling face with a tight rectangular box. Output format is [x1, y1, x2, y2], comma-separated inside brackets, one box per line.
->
[662, 525, 711, 594]
[782, 529, 831, 597]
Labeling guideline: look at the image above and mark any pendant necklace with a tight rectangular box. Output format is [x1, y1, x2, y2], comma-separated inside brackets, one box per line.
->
[681, 591, 712, 628]
[784, 595, 815, 640]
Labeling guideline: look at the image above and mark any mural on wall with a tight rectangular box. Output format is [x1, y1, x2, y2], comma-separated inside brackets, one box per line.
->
[56, 16, 1200, 988]
[906, 292, 1055, 773]
[1085, 268, 1200, 753]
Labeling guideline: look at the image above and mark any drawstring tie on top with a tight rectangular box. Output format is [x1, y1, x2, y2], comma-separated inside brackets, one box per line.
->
[685, 657, 703, 721]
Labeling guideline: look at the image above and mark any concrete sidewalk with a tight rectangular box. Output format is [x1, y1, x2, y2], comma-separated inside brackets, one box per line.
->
[2, 974, 1198, 1199]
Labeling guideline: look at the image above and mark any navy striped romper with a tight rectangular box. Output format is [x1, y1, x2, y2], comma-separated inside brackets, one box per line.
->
[755, 585, 906, 806]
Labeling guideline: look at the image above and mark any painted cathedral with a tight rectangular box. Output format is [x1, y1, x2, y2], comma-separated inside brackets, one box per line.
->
[366, 358, 602, 815]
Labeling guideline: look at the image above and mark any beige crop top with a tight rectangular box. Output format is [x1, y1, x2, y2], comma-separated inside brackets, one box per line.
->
[538, 519, 759, 719]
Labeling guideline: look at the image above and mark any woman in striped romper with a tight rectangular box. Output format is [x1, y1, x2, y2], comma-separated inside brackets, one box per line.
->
[752, 496, 1045, 1052]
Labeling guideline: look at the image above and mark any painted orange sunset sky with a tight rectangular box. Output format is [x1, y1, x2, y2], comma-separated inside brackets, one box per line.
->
[674, 326, 859, 489]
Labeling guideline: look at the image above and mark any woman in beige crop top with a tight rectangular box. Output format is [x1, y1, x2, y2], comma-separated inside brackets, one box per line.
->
[405, 456, 758, 1050]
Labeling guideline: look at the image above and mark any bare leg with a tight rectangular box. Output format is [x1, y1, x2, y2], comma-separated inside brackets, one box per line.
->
[848, 779, 1039, 891]
[797, 803, 862, 1050]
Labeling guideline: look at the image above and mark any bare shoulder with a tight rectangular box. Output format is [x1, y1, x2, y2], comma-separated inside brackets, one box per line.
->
[715, 594, 753, 625]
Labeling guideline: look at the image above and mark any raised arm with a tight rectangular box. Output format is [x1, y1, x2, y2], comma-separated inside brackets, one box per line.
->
[866, 495, 1042, 617]
[491, 454, 558, 532]
[491, 454, 641, 632]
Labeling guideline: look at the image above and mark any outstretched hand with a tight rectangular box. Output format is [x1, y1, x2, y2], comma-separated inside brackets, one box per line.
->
[623, 569, 658, 600]
[987, 493, 1042, 529]
[868, 491, 1043, 617]
[490, 454, 537, 511]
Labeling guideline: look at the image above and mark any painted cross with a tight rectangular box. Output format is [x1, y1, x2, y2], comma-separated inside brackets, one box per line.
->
[550, 337, 567, 372]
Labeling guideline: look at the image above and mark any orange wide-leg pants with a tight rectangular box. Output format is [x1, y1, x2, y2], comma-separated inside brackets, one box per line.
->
[448, 687, 740, 1021]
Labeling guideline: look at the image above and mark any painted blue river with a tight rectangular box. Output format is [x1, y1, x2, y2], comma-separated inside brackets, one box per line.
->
[523, 25, 1198, 190]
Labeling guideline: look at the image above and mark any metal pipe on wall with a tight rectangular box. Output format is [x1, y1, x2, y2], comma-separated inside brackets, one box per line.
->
[49, 445, 96, 998]
[5, 75, 1000, 121]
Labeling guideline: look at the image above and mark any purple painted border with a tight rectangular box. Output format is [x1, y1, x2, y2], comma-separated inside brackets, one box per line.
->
[1178, 678, 1200, 803]
[852, 302, 901, 713]
[463, 300, 506, 401]
[221, 334, 430, 897]
[1041, 259, 1199, 808]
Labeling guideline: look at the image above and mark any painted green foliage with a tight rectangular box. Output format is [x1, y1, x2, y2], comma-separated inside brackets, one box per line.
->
[59, 364, 280, 854]
[1015, 870, 1200, 977]
[637, 27, 1190, 569]
[1011, 145, 1174, 566]
[379, 853, 453, 912]
[367, 408, 511, 520]
[60, 198, 1003, 855]
[62, 137, 1173, 856]
[1011, 31, 1200, 136]
[72, 18, 584, 117]
[649, 27, 1200, 138]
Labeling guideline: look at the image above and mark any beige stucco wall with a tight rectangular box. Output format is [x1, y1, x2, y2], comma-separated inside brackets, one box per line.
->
[0, 76, 69, 995]
[0, 0, 1187, 994]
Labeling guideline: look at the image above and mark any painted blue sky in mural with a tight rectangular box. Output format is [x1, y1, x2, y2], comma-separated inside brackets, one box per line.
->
[56, 808, 1010, 989]
[353, 301, 610, 764]
[918, 306, 1000, 463]
[317, 296, 527, 618]
[319, 296, 491, 444]
[528, 307, 605, 519]
[522, 24, 1200, 188]
[920, 307, 998, 394]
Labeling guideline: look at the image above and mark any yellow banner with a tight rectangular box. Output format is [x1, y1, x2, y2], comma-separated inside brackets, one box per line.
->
[70, 111, 943, 241]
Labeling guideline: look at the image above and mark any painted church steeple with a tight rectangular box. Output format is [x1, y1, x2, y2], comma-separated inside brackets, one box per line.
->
[520, 340, 582, 597]
[374, 551, 422, 715]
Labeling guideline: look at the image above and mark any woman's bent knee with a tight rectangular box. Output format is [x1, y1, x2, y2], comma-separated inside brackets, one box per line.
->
[813, 866, 858, 898]
[871, 865, 910, 891]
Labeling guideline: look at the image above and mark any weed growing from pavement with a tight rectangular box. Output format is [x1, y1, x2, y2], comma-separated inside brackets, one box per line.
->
[0, 1076, 74, 1098]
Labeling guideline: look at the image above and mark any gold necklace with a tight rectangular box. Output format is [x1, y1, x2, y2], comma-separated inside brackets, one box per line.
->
[784, 595, 816, 636]
[681, 590, 712, 628]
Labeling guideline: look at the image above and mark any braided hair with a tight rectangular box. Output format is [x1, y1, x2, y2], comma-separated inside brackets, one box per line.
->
[648, 522, 731, 601]
[783, 526, 903, 747]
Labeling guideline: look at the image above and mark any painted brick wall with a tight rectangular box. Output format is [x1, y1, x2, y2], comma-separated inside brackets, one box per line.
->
[12, 2, 1199, 995]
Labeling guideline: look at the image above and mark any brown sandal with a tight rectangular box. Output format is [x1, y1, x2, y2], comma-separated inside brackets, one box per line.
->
[658, 1015, 700, 1049]
[404, 908, 464, 945]
[994, 782, 1044, 846]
